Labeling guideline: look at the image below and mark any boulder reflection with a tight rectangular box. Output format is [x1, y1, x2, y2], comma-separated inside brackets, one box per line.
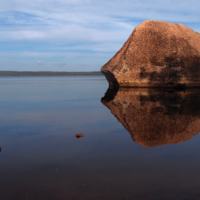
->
[101, 88, 200, 147]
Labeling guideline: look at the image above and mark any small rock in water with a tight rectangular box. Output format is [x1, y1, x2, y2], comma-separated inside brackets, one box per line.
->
[76, 134, 83, 138]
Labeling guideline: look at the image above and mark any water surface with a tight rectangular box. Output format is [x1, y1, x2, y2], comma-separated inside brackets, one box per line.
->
[0, 77, 200, 200]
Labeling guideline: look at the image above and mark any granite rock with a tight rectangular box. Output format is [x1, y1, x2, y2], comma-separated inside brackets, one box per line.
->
[101, 20, 200, 88]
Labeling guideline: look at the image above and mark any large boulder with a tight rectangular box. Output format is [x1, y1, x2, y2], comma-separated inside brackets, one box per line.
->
[101, 20, 200, 88]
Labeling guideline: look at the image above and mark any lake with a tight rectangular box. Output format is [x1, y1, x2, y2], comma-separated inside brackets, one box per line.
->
[0, 76, 200, 200]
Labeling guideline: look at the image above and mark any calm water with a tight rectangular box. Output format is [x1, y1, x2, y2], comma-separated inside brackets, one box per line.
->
[0, 77, 200, 200]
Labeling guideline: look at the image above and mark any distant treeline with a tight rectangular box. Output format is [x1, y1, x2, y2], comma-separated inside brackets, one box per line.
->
[0, 71, 103, 76]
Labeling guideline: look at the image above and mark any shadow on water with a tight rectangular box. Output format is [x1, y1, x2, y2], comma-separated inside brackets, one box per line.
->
[101, 87, 200, 147]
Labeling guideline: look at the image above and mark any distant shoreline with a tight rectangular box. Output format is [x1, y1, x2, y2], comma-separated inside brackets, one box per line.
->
[0, 71, 103, 76]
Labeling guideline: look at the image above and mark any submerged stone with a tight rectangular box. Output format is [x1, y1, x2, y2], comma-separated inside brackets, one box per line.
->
[101, 20, 200, 88]
[76, 134, 83, 138]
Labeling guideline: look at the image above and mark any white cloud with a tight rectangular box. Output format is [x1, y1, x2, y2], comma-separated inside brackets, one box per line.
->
[0, 0, 200, 71]
[1, 0, 200, 43]
[38, 61, 43, 65]
[1, 0, 200, 21]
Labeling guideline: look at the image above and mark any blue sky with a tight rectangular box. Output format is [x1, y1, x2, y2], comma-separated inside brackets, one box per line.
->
[0, 0, 200, 71]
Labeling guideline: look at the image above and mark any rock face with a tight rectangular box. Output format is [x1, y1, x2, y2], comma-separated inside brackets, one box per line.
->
[101, 88, 200, 147]
[101, 20, 200, 88]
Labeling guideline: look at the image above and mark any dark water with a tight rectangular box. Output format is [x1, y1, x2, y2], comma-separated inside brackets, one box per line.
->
[0, 77, 200, 200]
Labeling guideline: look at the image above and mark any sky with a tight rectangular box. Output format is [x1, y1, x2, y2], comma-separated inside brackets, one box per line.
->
[0, 0, 200, 72]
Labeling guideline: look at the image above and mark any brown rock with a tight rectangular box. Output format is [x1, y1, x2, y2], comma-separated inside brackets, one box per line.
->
[76, 134, 83, 138]
[101, 88, 200, 147]
[101, 20, 200, 88]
